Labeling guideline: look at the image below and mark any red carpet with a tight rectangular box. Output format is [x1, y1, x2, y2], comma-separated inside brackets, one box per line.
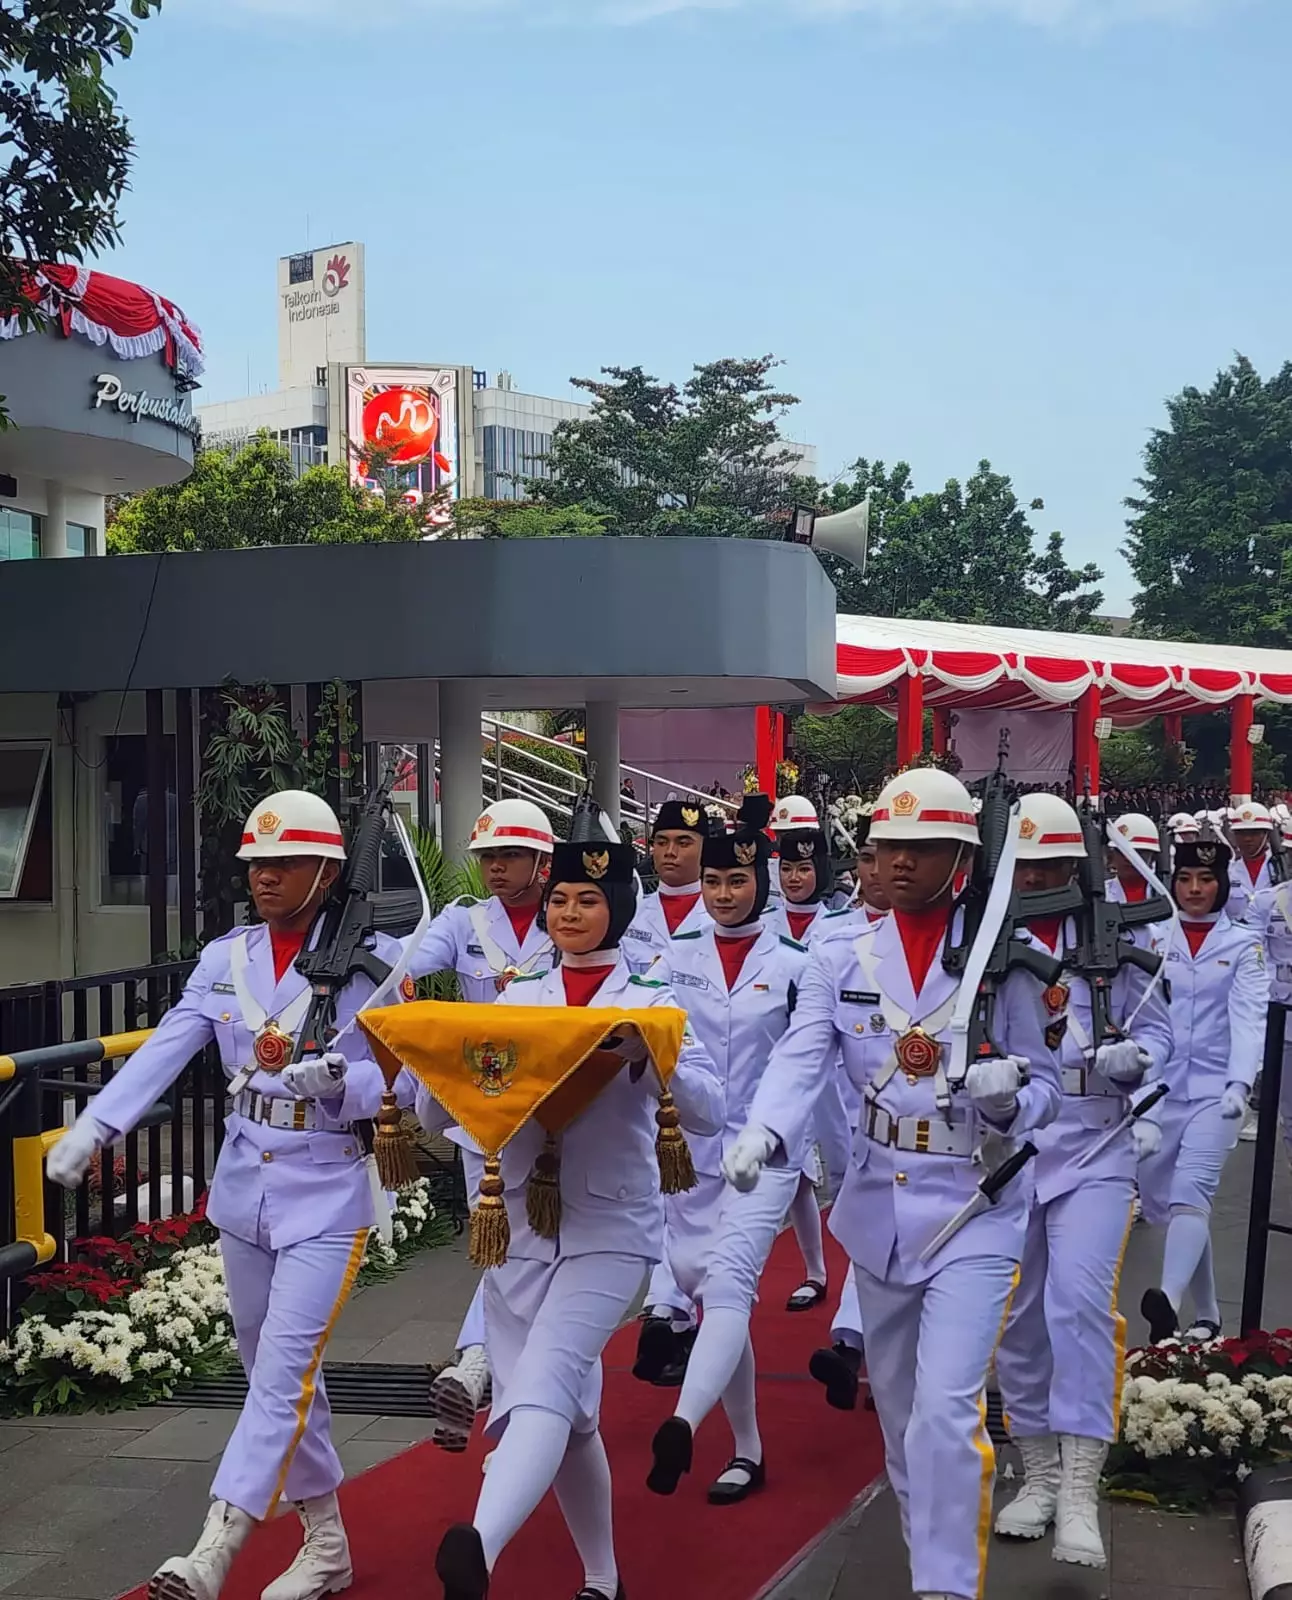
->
[122, 1230, 884, 1600]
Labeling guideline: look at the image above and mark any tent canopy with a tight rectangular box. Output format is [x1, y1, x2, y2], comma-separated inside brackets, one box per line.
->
[834, 615, 1292, 723]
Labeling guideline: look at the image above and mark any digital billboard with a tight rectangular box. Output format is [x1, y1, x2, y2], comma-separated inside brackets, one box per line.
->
[345, 365, 460, 527]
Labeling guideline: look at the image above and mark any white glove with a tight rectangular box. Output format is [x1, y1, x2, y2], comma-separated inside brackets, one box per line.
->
[1131, 1119, 1162, 1160]
[964, 1055, 1026, 1123]
[722, 1124, 779, 1193]
[45, 1112, 107, 1190]
[279, 1052, 348, 1102]
[603, 1029, 648, 1064]
[1096, 1037, 1151, 1086]
[1220, 1082, 1249, 1120]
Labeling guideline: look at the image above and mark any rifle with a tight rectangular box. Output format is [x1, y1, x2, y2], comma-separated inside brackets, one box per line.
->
[943, 733, 1084, 1083]
[1069, 802, 1171, 1053]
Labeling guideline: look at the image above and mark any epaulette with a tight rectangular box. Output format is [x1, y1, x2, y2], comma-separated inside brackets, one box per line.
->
[629, 975, 667, 988]
[780, 935, 808, 952]
[510, 970, 547, 984]
[671, 929, 704, 941]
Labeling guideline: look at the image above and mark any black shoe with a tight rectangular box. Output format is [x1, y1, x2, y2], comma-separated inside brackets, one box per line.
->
[573, 1588, 625, 1600]
[809, 1342, 862, 1411]
[1141, 1287, 1179, 1345]
[436, 1524, 489, 1600]
[646, 1416, 693, 1496]
[633, 1317, 678, 1384]
[707, 1455, 766, 1506]
[652, 1325, 696, 1388]
[1183, 1318, 1222, 1343]
[786, 1279, 827, 1312]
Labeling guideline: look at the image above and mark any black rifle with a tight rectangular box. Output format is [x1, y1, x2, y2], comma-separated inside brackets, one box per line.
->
[1068, 802, 1171, 1053]
[293, 764, 401, 1062]
[943, 733, 1084, 1074]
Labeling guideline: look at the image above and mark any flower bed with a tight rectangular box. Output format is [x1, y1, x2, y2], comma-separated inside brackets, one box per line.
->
[1106, 1330, 1292, 1510]
[0, 1179, 448, 1418]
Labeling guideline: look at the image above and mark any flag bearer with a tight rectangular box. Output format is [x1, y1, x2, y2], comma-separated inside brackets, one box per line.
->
[724, 768, 1062, 1600]
[992, 795, 1172, 1570]
[1106, 814, 1162, 905]
[425, 796, 724, 1600]
[47, 792, 409, 1600]
[642, 796, 814, 1503]
[1139, 834, 1268, 1343]
[408, 799, 556, 1452]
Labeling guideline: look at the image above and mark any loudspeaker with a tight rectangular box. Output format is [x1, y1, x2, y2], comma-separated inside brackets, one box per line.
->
[812, 497, 870, 574]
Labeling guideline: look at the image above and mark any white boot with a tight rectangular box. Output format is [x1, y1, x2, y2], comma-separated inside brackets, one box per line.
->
[149, 1500, 255, 1600]
[1052, 1434, 1109, 1568]
[261, 1493, 352, 1600]
[993, 1432, 1060, 1539]
[430, 1343, 491, 1452]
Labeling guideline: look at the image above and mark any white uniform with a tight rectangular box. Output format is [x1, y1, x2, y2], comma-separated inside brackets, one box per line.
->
[413, 957, 724, 1574]
[994, 922, 1173, 1444]
[623, 886, 712, 975]
[748, 912, 1061, 1600]
[409, 895, 552, 1351]
[1228, 850, 1278, 925]
[1248, 882, 1292, 1158]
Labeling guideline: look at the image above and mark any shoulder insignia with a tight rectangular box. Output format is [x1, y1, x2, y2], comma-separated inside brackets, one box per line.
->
[780, 935, 808, 952]
[629, 975, 667, 988]
[671, 929, 704, 941]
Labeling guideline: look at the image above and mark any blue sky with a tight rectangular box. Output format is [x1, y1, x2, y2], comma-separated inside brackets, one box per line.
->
[105, 0, 1288, 611]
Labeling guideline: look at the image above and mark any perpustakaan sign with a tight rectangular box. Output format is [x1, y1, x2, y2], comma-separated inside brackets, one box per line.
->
[92, 373, 201, 440]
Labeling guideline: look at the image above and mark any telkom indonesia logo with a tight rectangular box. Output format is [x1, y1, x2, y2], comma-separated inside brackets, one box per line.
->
[321, 255, 350, 298]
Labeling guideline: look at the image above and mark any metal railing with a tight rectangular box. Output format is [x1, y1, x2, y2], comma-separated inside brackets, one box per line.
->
[1241, 1000, 1292, 1333]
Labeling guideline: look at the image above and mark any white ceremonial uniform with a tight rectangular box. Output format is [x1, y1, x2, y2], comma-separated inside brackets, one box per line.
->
[1138, 914, 1268, 1227]
[89, 923, 407, 1522]
[623, 886, 712, 975]
[413, 957, 724, 1437]
[409, 894, 554, 1349]
[1228, 850, 1278, 926]
[994, 922, 1173, 1444]
[747, 911, 1062, 1600]
[1248, 882, 1292, 1159]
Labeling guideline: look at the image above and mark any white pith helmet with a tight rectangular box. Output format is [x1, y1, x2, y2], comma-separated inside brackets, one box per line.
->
[869, 769, 980, 847]
[237, 791, 346, 861]
[1111, 813, 1160, 854]
[1167, 811, 1199, 840]
[469, 799, 555, 854]
[1015, 794, 1087, 861]
[1230, 801, 1274, 832]
[770, 795, 820, 833]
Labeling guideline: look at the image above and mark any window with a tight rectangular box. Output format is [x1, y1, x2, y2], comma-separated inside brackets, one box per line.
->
[289, 253, 314, 284]
[100, 736, 178, 907]
[0, 509, 40, 561]
[67, 524, 97, 558]
[0, 742, 52, 901]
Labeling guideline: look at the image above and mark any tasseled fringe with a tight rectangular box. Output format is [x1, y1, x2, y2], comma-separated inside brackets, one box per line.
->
[470, 1155, 510, 1267]
[655, 1089, 697, 1194]
[373, 1089, 420, 1189]
[525, 1134, 562, 1239]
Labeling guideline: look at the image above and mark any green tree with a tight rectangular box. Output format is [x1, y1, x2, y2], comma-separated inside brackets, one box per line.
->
[531, 356, 800, 537]
[450, 497, 607, 540]
[1125, 355, 1292, 645]
[107, 435, 429, 552]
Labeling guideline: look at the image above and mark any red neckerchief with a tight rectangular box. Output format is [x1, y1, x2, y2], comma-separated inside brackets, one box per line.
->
[892, 903, 952, 996]
[661, 891, 700, 935]
[269, 927, 306, 983]
[1247, 854, 1267, 885]
[502, 900, 539, 945]
[561, 965, 616, 1007]
[1123, 878, 1148, 904]
[786, 908, 817, 943]
[1181, 921, 1213, 958]
[716, 933, 761, 991]
[1029, 915, 1064, 954]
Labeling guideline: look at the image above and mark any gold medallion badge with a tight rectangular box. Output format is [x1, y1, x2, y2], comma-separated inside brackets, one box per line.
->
[1043, 983, 1069, 1016]
[734, 841, 758, 866]
[253, 1022, 293, 1073]
[681, 806, 701, 827]
[475, 813, 495, 835]
[1019, 817, 1037, 840]
[582, 850, 610, 880]
[400, 975, 417, 1001]
[891, 790, 919, 818]
[466, 1040, 517, 1098]
[257, 811, 281, 836]
[894, 1026, 941, 1078]
[495, 966, 521, 995]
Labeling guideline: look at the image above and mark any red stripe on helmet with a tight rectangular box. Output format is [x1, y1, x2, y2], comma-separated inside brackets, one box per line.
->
[484, 826, 553, 844]
[873, 808, 976, 825]
[278, 828, 345, 846]
[1038, 832, 1083, 845]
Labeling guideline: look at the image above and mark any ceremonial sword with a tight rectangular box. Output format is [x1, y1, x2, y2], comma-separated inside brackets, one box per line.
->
[918, 1141, 1038, 1264]
[1073, 1081, 1168, 1170]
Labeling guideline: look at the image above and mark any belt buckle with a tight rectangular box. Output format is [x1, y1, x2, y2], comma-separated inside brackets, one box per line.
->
[914, 1120, 931, 1154]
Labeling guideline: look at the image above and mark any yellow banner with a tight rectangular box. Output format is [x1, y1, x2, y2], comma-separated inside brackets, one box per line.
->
[358, 1001, 687, 1158]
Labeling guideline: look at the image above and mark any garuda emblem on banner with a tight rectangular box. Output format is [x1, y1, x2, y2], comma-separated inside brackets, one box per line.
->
[466, 1040, 517, 1098]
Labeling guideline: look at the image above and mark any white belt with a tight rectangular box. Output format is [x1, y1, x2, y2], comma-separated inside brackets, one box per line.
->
[864, 1100, 976, 1157]
[232, 1090, 346, 1133]
[1061, 1066, 1121, 1098]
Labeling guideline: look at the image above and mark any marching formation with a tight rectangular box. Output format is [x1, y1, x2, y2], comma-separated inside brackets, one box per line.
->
[42, 766, 1285, 1600]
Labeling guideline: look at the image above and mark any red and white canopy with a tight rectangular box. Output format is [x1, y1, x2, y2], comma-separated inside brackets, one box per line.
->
[0, 263, 203, 379]
[835, 615, 1292, 721]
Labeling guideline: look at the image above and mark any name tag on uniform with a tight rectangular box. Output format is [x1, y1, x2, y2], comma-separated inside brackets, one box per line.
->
[753, 983, 769, 992]
[840, 989, 881, 1005]
[624, 926, 651, 941]
[1217, 959, 1231, 967]
[211, 982, 236, 995]
[466, 944, 485, 957]
[1167, 951, 1181, 962]
[673, 972, 709, 991]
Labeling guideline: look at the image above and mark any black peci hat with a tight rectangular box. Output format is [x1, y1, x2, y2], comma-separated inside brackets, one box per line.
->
[550, 791, 636, 888]
[651, 799, 725, 838]
[776, 826, 835, 903]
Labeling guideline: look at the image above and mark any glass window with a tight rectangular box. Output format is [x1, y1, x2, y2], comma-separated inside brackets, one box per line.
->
[100, 736, 178, 907]
[0, 742, 52, 900]
[66, 524, 97, 558]
[0, 508, 40, 561]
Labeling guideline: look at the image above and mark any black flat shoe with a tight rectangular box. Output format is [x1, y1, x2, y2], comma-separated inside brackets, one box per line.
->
[633, 1317, 678, 1384]
[436, 1524, 489, 1600]
[573, 1587, 625, 1600]
[1141, 1287, 1179, 1345]
[1183, 1318, 1222, 1343]
[647, 1416, 693, 1496]
[809, 1342, 862, 1411]
[707, 1456, 766, 1506]
[652, 1325, 696, 1389]
[786, 1280, 827, 1312]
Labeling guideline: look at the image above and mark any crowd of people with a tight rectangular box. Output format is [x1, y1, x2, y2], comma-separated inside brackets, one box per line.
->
[40, 776, 1288, 1600]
